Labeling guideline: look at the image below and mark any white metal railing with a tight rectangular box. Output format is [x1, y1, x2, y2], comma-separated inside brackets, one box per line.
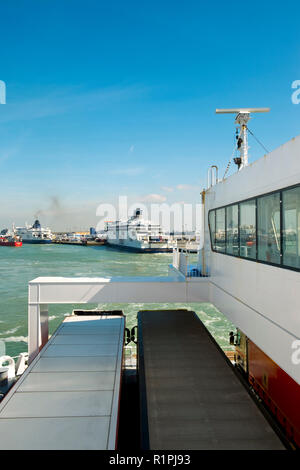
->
[27, 275, 211, 363]
[172, 247, 188, 273]
[172, 248, 209, 278]
[207, 165, 219, 188]
[172, 248, 180, 268]
[179, 251, 188, 276]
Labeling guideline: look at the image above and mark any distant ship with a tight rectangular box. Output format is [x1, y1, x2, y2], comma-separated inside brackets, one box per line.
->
[0, 229, 22, 247]
[105, 208, 174, 252]
[15, 220, 53, 244]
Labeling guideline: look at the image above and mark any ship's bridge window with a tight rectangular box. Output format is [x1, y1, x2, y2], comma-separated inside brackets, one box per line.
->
[208, 210, 216, 250]
[226, 205, 239, 256]
[215, 208, 225, 252]
[239, 199, 256, 259]
[208, 183, 300, 272]
[257, 193, 281, 264]
[282, 186, 300, 268]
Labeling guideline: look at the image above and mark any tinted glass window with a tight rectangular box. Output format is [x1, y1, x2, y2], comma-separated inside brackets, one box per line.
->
[282, 186, 300, 268]
[215, 208, 225, 252]
[226, 205, 239, 255]
[209, 211, 216, 250]
[210, 185, 300, 271]
[239, 200, 256, 259]
[257, 193, 281, 264]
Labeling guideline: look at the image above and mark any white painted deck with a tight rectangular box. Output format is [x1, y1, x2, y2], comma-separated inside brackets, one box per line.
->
[0, 314, 124, 450]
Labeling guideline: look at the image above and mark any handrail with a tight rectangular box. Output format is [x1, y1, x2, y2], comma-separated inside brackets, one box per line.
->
[207, 165, 219, 188]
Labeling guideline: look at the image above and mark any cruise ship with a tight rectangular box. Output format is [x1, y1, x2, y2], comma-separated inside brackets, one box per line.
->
[15, 219, 53, 244]
[0, 108, 299, 450]
[105, 208, 175, 252]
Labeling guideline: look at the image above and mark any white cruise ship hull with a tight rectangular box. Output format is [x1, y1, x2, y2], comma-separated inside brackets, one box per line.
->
[107, 237, 173, 252]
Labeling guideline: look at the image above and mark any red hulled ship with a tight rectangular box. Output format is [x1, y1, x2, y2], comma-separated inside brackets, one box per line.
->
[0, 234, 22, 247]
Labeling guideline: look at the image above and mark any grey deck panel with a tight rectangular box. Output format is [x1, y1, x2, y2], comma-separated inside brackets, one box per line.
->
[0, 314, 124, 450]
[0, 417, 110, 450]
[42, 343, 118, 357]
[138, 309, 285, 450]
[18, 371, 116, 391]
[31, 355, 117, 372]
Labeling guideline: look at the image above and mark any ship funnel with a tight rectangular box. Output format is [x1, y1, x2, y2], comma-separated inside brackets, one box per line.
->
[32, 220, 41, 229]
[134, 208, 142, 217]
[215, 107, 270, 169]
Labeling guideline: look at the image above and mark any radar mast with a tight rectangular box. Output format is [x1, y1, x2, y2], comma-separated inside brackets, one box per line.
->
[215, 108, 270, 169]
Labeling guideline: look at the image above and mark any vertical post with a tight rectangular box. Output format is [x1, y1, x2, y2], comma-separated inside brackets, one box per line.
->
[235, 113, 250, 169]
[179, 251, 188, 277]
[173, 247, 179, 268]
[28, 283, 49, 364]
[241, 124, 248, 167]
[40, 304, 49, 350]
[28, 303, 41, 364]
[201, 190, 206, 276]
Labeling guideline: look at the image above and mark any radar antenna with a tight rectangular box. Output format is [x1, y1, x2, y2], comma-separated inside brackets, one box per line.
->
[215, 108, 270, 169]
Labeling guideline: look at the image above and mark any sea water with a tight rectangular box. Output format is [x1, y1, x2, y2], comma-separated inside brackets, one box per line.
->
[0, 244, 235, 358]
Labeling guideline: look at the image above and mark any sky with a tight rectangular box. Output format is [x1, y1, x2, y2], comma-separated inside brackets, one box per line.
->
[0, 0, 300, 230]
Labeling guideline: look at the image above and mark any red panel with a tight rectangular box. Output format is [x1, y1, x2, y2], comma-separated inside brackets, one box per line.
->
[248, 340, 300, 448]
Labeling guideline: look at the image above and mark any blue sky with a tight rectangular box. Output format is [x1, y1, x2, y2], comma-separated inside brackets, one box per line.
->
[0, 0, 300, 230]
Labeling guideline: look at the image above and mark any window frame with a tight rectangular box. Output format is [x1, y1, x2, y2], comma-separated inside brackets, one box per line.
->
[239, 198, 257, 261]
[225, 203, 239, 256]
[208, 182, 300, 273]
[208, 209, 216, 251]
[215, 207, 226, 253]
[281, 185, 300, 270]
[257, 191, 281, 265]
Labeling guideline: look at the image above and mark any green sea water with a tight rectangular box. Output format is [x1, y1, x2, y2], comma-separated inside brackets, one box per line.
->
[0, 244, 235, 358]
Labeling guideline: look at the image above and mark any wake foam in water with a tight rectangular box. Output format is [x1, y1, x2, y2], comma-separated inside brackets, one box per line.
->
[0, 327, 20, 335]
[2, 336, 28, 343]
[95, 301, 235, 350]
[0, 246, 235, 356]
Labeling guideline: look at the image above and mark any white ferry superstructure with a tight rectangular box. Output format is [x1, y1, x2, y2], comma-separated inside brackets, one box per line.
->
[15, 219, 53, 244]
[105, 208, 174, 252]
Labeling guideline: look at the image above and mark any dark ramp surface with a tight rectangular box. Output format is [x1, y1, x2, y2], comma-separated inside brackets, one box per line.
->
[138, 310, 285, 450]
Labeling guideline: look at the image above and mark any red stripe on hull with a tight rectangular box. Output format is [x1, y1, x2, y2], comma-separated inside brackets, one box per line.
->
[248, 339, 300, 448]
[0, 241, 22, 246]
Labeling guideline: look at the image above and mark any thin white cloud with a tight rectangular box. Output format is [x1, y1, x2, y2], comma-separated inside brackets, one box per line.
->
[0, 85, 148, 124]
[141, 193, 167, 203]
[129, 145, 135, 153]
[110, 167, 144, 176]
[176, 184, 198, 190]
[161, 186, 174, 192]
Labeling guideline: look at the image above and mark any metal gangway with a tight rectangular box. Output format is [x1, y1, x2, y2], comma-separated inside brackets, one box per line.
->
[138, 309, 285, 450]
[0, 313, 124, 450]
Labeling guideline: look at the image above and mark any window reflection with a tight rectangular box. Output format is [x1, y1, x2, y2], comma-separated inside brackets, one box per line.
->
[226, 205, 239, 255]
[257, 193, 280, 264]
[209, 184, 300, 271]
[215, 208, 225, 252]
[239, 200, 256, 259]
[209, 211, 216, 250]
[282, 187, 300, 268]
